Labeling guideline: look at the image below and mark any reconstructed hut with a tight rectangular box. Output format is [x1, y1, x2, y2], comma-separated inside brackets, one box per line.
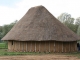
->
[2, 6, 80, 53]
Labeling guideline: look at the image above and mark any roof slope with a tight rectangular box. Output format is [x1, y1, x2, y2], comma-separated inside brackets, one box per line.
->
[2, 6, 80, 41]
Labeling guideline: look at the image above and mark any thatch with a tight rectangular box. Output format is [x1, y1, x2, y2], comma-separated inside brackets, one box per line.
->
[2, 6, 80, 41]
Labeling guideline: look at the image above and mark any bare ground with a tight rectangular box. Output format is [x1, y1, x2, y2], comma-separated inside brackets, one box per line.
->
[0, 54, 80, 60]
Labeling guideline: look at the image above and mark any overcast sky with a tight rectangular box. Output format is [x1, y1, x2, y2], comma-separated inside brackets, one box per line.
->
[0, 0, 80, 26]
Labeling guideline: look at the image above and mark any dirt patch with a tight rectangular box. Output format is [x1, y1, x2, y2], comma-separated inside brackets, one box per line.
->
[0, 54, 80, 60]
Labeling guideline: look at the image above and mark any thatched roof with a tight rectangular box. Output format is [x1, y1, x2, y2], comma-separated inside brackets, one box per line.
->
[2, 6, 80, 41]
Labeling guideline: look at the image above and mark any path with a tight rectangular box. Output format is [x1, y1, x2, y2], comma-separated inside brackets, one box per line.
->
[0, 54, 80, 60]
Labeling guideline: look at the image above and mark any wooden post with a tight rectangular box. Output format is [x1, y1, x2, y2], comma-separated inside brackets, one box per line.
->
[35, 42, 36, 52]
[26, 42, 27, 52]
[62, 42, 63, 52]
[49, 41, 50, 52]
[54, 41, 55, 52]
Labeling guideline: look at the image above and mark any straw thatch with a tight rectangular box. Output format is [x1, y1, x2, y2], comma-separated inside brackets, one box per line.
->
[1, 6, 80, 41]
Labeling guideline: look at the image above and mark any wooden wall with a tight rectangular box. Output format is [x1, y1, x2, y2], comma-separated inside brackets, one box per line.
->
[8, 41, 77, 53]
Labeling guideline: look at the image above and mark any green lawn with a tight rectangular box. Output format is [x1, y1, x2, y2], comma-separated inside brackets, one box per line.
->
[0, 42, 8, 49]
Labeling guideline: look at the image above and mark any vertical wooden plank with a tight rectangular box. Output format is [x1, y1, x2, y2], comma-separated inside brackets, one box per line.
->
[36, 42, 39, 52]
[72, 42, 74, 52]
[13, 41, 15, 52]
[30, 42, 32, 52]
[63, 42, 66, 53]
[12, 41, 14, 52]
[63, 42, 65, 52]
[69, 42, 70, 52]
[66, 42, 69, 53]
[72, 41, 77, 52]
[65, 42, 68, 53]
[8, 41, 9, 51]
[58, 42, 62, 53]
[65, 42, 69, 53]
[50, 41, 54, 52]
[34, 42, 36, 52]
[55, 42, 59, 52]
[74, 41, 77, 52]
[69, 42, 72, 52]
[44, 42, 46, 52]
[8, 41, 11, 51]
[73, 41, 77, 52]
[15, 41, 17, 52]
[29, 41, 32, 52]
[14, 41, 16, 52]
[40, 41, 45, 52]
[40, 41, 42, 52]
[49, 41, 50, 52]
[62, 42, 63, 52]
[10, 41, 12, 51]
[23, 41, 26, 52]
[26, 42, 27, 52]
[70, 42, 73, 52]
[72, 42, 75, 52]
[54, 41, 56, 52]
[43, 41, 46, 52]
[57, 42, 59, 53]
[8, 41, 10, 51]
[27, 42, 31, 52]
[58, 42, 59, 53]
[16, 41, 18, 51]
[22, 42, 24, 52]
[45, 41, 49, 52]
[31, 42, 35, 52]
[15, 41, 17, 51]
[27, 41, 30, 52]
[20, 41, 21, 52]
[73, 42, 75, 52]
[16, 41, 19, 52]
[20, 42, 23, 52]
[18, 41, 20, 52]
[44, 41, 46, 52]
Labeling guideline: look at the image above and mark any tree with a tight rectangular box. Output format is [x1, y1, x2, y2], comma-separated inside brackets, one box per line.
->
[77, 25, 80, 36]
[75, 17, 80, 26]
[0, 26, 3, 42]
[77, 25, 80, 43]
[58, 13, 72, 24]
[58, 13, 78, 33]
[0, 20, 18, 41]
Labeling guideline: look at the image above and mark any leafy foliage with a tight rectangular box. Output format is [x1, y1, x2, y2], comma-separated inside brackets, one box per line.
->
[0, 20, 18, 42]
[75, 17, 80, 26]
[58, 13, 79, 33]
[77, 25, 80, 36]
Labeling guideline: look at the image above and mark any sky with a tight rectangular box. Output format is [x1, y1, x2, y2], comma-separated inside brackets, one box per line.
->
[0, 0, 80, 26]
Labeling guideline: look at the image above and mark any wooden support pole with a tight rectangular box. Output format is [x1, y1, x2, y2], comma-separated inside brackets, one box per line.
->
[35, 42, 36, 52]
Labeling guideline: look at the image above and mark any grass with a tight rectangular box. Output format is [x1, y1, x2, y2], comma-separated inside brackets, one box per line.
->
[0, 48, 80, 58]
[0, 49, 49, 56]
[0, 42, 80, 58]
[0, 42, 8, 49]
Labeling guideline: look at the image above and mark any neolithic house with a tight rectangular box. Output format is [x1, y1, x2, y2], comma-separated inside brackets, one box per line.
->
[2, 6, 80, 53]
